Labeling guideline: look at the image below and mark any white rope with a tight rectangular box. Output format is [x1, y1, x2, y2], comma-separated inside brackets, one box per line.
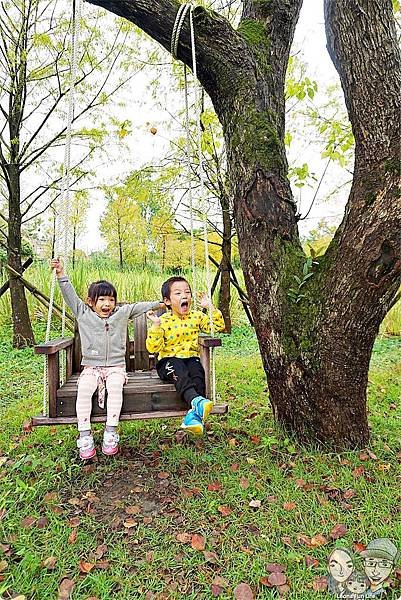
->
[183, 66, 197, 307]
[171, 3, 217, 403]
[42, 0, 83, 415]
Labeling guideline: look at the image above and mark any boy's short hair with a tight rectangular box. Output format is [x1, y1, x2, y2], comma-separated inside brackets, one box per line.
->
[87, 280, 117, 303]
[161, 276, 191, 301]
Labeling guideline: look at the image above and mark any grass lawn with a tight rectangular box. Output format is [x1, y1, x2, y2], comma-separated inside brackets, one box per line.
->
[0, 325, 400, 599]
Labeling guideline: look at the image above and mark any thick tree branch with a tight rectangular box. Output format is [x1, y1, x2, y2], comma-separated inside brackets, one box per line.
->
[85, 0, 251, 102]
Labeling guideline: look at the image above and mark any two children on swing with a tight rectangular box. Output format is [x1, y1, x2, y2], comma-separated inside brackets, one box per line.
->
[51, 260, 224, 460]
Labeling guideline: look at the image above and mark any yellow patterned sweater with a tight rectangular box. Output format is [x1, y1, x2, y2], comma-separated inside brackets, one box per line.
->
[146, 308, 225, 359]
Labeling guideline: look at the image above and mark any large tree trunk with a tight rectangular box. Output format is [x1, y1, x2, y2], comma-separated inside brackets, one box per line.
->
[8, 165, 35, 348]
[88, 0, 401, 448]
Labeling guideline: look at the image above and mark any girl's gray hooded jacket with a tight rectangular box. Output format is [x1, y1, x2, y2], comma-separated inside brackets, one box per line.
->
[58, 276, 160, 367]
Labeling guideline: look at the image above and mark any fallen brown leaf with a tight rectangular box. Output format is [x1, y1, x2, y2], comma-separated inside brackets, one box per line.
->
[123, 518, 138, 529]
[234, 582, 254, 599]
[277, 583, 291, 595]
[36, 516, 49, 529]
[266, 563, 286, 573]
[78, 560, 95, 574]
[176, 532, 191, 543]
[281, 536, 293, 547]
[68, 529, 77, 544]
[310, 534, 328, 547]
[330, 523, 347, 540]
[125, 505, 140, 515]
[94, 544, 107, 560]
[208, 481, 223, 492]
[191, 534, 206, 551]
[22, 419, 32, 433]
[0, 560, 8, 573]
[21, 516, 36, 528]
[312, 576, 328, 591]
[297, 534, 311, 546]
[58, 577, 75, 600]
[305, 555, 319, 568]
[42, 556, 57, 570]
[157, 471, 170, 479]
[203, 550, 219, 563]
[211, 584, 224, 597]
[43, 492, 58, 503]
[353, 542, 366, 553]
[239, 477, 249, 489]
[283, 502, 297, 511]
[217, 505, 232, 516]
[352, 466, 365, 477]
[268, 572, 287, 587]
[212, 576, 229, 588]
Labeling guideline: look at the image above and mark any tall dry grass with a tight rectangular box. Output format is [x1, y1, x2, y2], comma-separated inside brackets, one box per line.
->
[0, 259, 400, 335]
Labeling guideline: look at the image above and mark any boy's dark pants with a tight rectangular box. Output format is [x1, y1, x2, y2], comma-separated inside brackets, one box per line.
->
[156, 357, 206, 406]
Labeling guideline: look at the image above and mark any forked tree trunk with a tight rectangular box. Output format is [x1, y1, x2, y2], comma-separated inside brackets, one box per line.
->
[88, 0, 401, 448]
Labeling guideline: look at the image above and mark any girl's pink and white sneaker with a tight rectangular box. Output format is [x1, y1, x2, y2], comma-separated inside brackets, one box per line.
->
[77, 434, 96, 460]
[102, 431, 119, 456]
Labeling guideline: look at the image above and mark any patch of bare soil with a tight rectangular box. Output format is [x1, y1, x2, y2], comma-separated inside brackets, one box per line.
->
[62, 447, 180, 532]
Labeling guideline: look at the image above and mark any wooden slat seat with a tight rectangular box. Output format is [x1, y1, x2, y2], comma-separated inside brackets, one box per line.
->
[32, 310, 228, 426]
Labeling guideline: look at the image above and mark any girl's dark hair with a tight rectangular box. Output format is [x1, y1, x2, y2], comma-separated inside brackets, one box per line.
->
[87, 280, 117, 303]
[161, 276, 191, 301]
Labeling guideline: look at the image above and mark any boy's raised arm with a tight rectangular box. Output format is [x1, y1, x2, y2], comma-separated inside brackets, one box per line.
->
[198, 293, 225, 333]
[146, 310, 165, 354]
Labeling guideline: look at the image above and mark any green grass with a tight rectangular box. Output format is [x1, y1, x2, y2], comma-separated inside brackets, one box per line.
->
[0, 326, 400, 599]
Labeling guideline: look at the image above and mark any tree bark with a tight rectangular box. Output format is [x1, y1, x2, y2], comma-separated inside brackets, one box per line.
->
[8, 165, 35, 347]
[218, 191, 232, 333]
[87, 0, 401, 448]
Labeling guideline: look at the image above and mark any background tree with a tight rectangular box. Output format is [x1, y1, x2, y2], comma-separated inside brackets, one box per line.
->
[0, 0, 138, 346]
[69, 191, 89, 268]
[87, 0, 400, 449]
[100, 189, 147, 268]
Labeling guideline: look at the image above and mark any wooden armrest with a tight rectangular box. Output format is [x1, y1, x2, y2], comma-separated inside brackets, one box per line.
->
[198, 335, 222, 348]
[34, 337, 74, 355]
[148, 354, 157, 370]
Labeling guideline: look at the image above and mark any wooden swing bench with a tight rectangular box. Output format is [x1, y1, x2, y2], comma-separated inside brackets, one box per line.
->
[32, 312, 227, 426]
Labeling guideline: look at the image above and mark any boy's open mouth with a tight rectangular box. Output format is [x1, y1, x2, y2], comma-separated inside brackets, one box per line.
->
[180, 299, 189, 312]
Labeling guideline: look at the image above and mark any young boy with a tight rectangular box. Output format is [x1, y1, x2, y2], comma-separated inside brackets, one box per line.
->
[146, 276, 225, 435]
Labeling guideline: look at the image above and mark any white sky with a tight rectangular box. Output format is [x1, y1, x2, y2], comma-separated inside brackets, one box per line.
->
[80, 0, 350, 252]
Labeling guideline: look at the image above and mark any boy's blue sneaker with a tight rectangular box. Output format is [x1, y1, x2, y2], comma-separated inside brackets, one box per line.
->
[191, 396, 213, 423]
[181, 409, 204, 436]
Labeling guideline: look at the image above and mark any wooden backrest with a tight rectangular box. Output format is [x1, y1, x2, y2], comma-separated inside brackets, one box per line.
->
[72, 311, 152, 373]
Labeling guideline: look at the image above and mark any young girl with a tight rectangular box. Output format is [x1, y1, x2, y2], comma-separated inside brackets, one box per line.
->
[51, 258, 163, 459]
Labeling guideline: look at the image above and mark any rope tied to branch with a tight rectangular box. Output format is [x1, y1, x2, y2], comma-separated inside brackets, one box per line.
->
[171, 3, 217, 404]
